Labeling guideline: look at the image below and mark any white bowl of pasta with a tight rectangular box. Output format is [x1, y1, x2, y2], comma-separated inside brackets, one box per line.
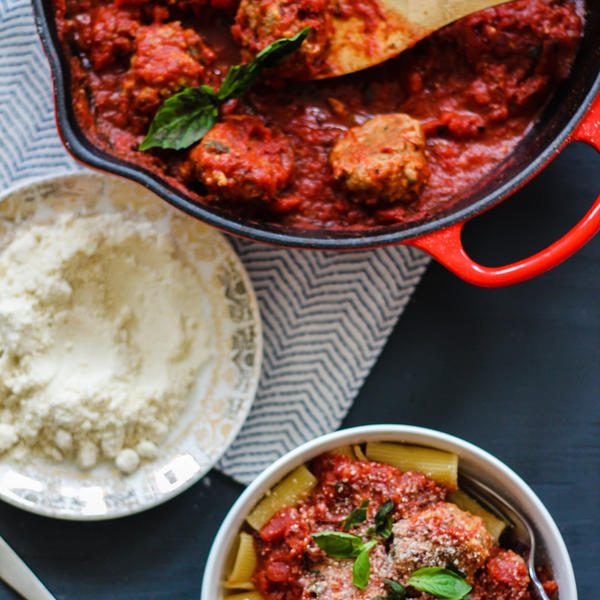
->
[202, 425, 577, 600]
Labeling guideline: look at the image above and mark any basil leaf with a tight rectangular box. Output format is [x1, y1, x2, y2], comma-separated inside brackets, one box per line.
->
[218, 27, 312, 101]
[312, 532, 363, 559]
[373, 500, 395, 539]
[407, 567, 472, 600]
[139, 87, 219, 151]
[446, 564, 468, 579]
[373, 578, 408, 600]
[343, 500, 369, 531]
[383, 579, 407, 599]
[140, 29, 310, 151]
[352, 540, 377, 590]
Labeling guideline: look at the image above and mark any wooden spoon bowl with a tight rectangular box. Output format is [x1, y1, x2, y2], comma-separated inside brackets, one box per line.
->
[323, 0, 511, 78]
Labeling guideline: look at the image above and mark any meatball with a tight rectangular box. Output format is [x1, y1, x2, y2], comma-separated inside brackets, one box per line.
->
[232, 0, 331, 77]
[300, 544, 393, 600]
[122, 22, 215, 117]
[75, 5, 140, 71]
[190, 116, 294, 201]
[330, 114, 429, 205]
[471, 550, 532, 600]
[392, 502, 493, 580]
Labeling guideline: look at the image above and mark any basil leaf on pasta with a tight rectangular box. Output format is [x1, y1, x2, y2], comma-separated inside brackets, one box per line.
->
[343, 499, 369, 531]
[373, 500, 395, 539]
[407, 567, 472, 600]
[312, 532, 363, 559]
[352, 540, 377, 590]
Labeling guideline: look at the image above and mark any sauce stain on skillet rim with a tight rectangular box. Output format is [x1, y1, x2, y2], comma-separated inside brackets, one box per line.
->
[200, 425, 578, 600]
[32, 0, 600, 251]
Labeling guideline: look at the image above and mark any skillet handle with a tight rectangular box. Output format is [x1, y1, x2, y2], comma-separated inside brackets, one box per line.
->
[411, 96, 600, 288]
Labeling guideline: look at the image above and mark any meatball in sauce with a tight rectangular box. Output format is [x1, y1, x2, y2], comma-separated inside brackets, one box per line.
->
[330, 113, 429, 205]
[191, 115, 294, 201]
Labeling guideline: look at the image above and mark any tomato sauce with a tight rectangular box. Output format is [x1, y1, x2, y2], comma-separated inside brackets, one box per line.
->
[55, 0, 583, 231]
[252, 453, 558, 600]
[254, 453, 447, 599]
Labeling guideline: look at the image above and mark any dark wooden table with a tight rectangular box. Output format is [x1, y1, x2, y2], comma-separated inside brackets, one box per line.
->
[1, 142, 598, 599]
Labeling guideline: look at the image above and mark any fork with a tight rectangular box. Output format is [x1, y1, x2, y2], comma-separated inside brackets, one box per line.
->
[459, 475, 551, 600]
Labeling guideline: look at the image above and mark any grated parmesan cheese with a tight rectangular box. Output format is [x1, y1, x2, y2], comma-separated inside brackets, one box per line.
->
[0, 212, 210, 474]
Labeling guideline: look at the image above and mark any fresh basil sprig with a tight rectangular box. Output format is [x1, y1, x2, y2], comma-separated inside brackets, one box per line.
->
[139, 86, 219, 152]
[374, 578, 407, 600]
[343, 499, 369, 531]
[352, 539, 377, 589]
[312, 532, 378, 590]
[369, 500, 394, 540]
[406, 567, 472, 600]
[313, 499, 396, 591]
[217, 29, 311, 100]
[312, 531, 364, 559]
[139, 27, 311, 151]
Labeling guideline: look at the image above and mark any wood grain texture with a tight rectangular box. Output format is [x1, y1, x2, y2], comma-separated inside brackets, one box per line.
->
[397, 0, 509, 26]
[326, 0, 509, 76]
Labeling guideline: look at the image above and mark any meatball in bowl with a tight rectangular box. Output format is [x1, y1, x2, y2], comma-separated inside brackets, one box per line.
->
[202, 426, 576, 600]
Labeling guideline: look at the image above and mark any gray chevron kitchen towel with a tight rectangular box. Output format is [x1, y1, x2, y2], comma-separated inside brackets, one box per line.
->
[0, 0, 429, 484]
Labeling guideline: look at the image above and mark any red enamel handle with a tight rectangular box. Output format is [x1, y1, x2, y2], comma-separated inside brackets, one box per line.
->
[412, 95, 600, 288]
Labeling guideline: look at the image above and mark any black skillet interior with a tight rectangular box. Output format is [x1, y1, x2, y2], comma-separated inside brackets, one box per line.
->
[33, 0, 600, 250]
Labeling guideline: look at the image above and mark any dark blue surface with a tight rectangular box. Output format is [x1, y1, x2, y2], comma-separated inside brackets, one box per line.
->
[0, 143, 598, 599]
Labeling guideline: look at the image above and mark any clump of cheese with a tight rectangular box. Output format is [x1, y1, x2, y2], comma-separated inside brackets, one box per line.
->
[0, 212, 210, 474]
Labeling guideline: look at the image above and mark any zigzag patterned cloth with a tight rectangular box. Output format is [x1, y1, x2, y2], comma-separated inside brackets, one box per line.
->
[0, 0, 430, 484]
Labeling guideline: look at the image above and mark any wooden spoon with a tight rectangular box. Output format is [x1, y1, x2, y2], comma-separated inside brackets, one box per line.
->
[321, 0, 511, 78]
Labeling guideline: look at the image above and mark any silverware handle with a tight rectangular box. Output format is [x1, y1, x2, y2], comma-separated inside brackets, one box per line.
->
[0, 537, 56, 600]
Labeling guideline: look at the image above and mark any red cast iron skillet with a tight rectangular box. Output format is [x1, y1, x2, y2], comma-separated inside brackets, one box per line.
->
[33, 0, 600, 287]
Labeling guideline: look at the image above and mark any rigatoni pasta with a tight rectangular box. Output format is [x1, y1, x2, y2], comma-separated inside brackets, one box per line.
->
[330, 445, 355, 458]
[246, 465, 317, 531]
[224, 533, 258, 590]
[448, 489, 507, 542]
[224, 592, 263, 600]
[365, 442, 458, 488]
[352, 444, 369, 462]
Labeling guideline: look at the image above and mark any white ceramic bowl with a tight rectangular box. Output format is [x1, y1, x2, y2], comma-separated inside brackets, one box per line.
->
[202, 425, 577, 600]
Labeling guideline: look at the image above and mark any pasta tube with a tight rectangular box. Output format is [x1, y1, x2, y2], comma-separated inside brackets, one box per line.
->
[224, 592, 264, 600]
[353, 444, 369, 462]
[246, 465, 317, 530]
[448, 489, 507, 542]
[330, 445, 355, 458]
[365, 442, 458, 488]
[224, 532, 258, 590]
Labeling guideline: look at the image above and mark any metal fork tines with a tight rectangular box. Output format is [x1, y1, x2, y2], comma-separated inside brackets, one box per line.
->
[459, 475, 551, 600]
